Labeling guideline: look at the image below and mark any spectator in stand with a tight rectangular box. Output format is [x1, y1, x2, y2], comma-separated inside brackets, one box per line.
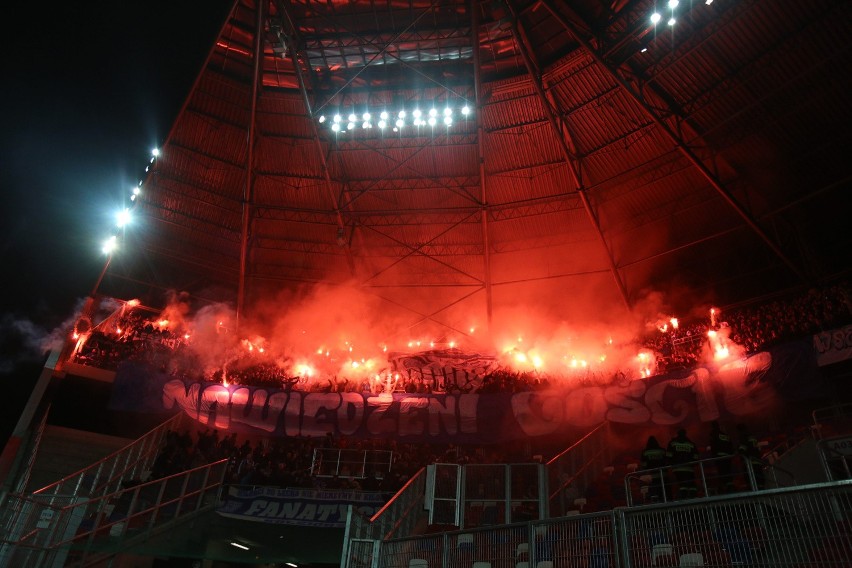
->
[666, 428, 699, 500]
[640, 436, 667, 502]
[736, 423, 765, 490]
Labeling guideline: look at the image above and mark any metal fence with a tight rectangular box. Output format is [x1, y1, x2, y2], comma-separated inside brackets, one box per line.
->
[0, 458, 227, 568]
[32, 412, 185, 501]
[312, 448, 395, 479]
[356, 481, 852, 568]
[370, 467, 429, 541]
[547, 421, 612, 517]
[624, 455, 798, 507]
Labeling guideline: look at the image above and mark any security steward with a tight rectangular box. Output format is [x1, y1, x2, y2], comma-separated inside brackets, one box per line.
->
[667, 428, 699, 500]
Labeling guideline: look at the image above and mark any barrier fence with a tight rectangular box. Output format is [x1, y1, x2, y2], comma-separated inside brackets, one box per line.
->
[0, 458, 227, 568]
[624, 455, 798, 507]
[351, 481, 852, 568]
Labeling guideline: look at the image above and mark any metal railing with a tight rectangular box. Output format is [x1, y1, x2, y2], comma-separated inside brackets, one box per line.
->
[369, 467, 428, 542]
[813, 403, 852, 439]
[312, 448, 395, 479]
[32, 412, 185, 501]
[624, 455, 797, 506]
[363, 480, 852, 568]
[546, 421, 611, 517]
[0, 458, 227, 568]
[818, 435, 852, 481]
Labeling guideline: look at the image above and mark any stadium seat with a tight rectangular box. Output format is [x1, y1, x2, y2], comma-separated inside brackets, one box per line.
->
[409, 560, 428, 568]
[679, 552, 703, 566]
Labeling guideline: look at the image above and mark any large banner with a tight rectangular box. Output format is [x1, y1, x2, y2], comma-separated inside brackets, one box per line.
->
[110, 339, 825, 443]
[217, 486, 387, 527]
[814, 325, 852, 367]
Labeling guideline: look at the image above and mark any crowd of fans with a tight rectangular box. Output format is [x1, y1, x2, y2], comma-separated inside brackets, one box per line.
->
[148, 423, 539, 496]
[73, 282, 851, 392]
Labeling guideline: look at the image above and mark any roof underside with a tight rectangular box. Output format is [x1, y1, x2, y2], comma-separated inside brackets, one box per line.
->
[109, 0, 852, 329]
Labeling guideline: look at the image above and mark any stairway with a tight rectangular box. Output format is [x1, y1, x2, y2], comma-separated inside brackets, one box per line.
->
[0, 414, 227, 568]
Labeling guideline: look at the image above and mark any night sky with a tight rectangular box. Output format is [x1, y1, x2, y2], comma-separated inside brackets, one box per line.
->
[1, 1, 231, 446]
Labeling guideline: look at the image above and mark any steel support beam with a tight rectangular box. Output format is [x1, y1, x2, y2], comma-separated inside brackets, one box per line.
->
[541, 0, 808, 285]
[472, 0, 494, 329]
[276, 0, 356, 275]
[236, 0, 264, 328]
[506, 0, 632, 309]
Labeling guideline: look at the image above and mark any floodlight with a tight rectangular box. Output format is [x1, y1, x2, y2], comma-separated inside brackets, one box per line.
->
[428, 116, 437, 126]
[443, 108, 452, 116]
[331, 123, 340, 132]
[380, 111, 389, 120]
[444, 116, 452, 125]
[412, 109, 422, 118]
[398, 110, 406, 118]
[347, 122, 355, 130]
[102, 236, 118, 255]
[461, 105, 471, 116]
[333, 114, 342, 123]
[348, 113, 357, 122]
[116, 208, 131, 228]
[362, 112, 371, 121]
[318, 115, 326, 123]
[650, 12, 662, 24]
[668, 16, 676, 25]
[429, 108, 437, 117]
[151, 148, 160, 157]
[378, 120, 387, 129]
[668, 0, 679, 8]
[395, 118, 404, 128]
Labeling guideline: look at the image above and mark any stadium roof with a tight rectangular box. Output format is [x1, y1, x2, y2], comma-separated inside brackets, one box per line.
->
[106, 0, 851, 330]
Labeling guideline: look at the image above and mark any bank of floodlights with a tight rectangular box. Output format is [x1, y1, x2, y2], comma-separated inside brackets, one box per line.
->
[648, 0, 715, 32]
[319, 104, 472, 135]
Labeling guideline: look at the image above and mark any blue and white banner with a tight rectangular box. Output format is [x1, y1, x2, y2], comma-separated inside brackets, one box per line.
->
[110, 339, 825, 442]
[217, 486, 387, 527]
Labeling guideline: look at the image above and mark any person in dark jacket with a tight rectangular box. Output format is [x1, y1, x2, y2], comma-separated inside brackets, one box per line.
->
[641, 436, 667, 502]
[737, 423, 765, 490]
[667, 428, 699, 499]
[709, 421, 735, 494]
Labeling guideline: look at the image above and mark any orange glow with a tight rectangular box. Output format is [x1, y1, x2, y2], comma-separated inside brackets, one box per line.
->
[515, 352, 528, 364]
[449, 341, 456, 349]
[72, 332, 79, 340]
[157, 319, 169, 328]
[126, 299, 140, 307]
[670, 317, 679, 329]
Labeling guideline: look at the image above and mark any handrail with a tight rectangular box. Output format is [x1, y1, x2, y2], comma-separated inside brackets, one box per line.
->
[33, 412, 184, 498]
[624, 454, 798, 506]
[812, 403, 852, 436]
[548, 446, 606, 501]
[53, 459, 227, 550]
[546, 421, 607, 466]
[0, 459, 227, 568]
[370, 466, 425, 523]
